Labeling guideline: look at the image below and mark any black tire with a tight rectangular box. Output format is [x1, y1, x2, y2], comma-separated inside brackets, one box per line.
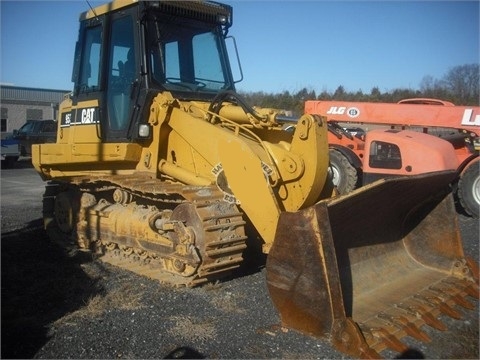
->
[1, 157, 16, 169]
[458, 160, 480, 218]
[328, 149, 358, 194]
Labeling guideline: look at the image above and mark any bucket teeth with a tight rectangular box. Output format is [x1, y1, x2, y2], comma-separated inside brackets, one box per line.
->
[448, 293, 474, 310]
[419, 311, 447, 332]
[465, 282, 480, 299]
[414, 294, 462, 320]
[376, 313, 431, 343]
[395, 303, 447, 331]
[442, 278, 480, 299]
[435, 301, 462, 320]
[361, 278, 478, 355]
[461, 281, 480, 299]
[429, 285, 475, 310]
[369, 327, 408, 353]
[452, 294, 474, 309]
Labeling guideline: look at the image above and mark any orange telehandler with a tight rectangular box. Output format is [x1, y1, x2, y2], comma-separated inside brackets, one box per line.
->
[305, 98, 480, 217]
[31, 0, 478, 357]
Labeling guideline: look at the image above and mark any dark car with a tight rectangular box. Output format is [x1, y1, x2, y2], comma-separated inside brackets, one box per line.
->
[13, 119, 57, 156]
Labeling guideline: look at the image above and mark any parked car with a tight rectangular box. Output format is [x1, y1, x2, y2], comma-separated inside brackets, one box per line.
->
[1, 133, 20, 168]
[13, 120, 57, 156]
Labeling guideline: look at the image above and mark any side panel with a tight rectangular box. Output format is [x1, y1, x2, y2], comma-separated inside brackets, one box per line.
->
[363, 130, 459, 178]
[32, 141, 143, 179]
[59, 100, 102, 145]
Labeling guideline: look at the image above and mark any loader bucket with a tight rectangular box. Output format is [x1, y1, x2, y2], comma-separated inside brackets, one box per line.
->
[266, 171, 479, 358]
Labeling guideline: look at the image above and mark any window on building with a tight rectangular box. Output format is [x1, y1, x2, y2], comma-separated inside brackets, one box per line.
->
[1, 108, 7, 133]
[26, 109, 43, 120]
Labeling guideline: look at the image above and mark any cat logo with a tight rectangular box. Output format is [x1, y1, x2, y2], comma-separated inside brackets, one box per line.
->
[81, 108, 96, 124]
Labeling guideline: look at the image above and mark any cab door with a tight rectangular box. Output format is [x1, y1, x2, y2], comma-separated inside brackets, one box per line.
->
[68, 8, 138, 143]
[65, 17, 103, 145]
[105, 12, 137, 139]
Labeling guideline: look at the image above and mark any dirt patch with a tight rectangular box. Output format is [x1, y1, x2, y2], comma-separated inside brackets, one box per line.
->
[167, 315, 217, 342]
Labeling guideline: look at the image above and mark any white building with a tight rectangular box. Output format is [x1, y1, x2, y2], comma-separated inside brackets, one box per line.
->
[0, 85, 70, 135]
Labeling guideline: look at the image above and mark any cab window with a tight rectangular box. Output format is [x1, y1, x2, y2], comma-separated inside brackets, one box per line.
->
[77, 25, 102, 93]
[369, 141, 402, 169]
[106, 15, 136, 132]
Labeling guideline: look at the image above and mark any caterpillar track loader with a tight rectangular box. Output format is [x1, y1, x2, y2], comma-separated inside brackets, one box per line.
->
[32, 0, 478, 357]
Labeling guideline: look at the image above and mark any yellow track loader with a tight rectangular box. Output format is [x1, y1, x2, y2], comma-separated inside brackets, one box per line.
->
[32, 0, 478, 357]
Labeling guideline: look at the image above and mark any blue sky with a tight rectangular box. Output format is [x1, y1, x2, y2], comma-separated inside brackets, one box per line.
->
[1, 0, 478, 95]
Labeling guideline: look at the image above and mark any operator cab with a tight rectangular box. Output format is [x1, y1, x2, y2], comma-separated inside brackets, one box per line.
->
[69, 0, 235, 142]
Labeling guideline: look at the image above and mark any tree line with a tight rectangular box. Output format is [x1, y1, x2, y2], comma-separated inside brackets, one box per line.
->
[238, 64, 479, 116]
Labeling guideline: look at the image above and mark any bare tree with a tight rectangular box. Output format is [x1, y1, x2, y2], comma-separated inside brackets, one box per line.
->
[442, 64, 479, 105]
[419, 75, 449, 100]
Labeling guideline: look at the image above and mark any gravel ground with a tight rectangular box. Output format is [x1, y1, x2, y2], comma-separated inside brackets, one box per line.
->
[1, 162, 479, 359]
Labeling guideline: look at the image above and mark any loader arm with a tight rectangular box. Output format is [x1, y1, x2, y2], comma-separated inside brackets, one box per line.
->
[161, 98, 331, 251]
[218, 115, 330, 251]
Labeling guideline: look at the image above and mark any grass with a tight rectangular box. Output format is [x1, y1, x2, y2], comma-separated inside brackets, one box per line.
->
[55, 283, 145, 325]
[167, 315, 217, 342]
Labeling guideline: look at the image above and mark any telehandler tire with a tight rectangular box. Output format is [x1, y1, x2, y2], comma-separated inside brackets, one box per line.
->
[328, 149, 358, 194]
[458, 159, 480, 218]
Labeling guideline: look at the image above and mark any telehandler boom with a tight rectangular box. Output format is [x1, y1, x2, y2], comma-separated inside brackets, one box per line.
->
[32, 0, 478, 357]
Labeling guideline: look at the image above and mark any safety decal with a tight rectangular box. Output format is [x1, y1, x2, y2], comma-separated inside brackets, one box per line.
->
[212, 163, 240, 205]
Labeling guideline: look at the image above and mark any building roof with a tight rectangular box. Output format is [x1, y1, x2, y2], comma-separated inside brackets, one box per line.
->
[0, 85, 71, 104]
